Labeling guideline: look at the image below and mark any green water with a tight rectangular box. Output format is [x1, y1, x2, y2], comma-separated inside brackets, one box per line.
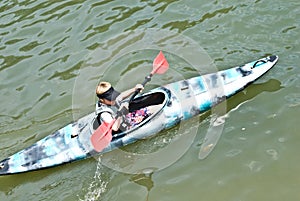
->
[0, 0, 299, 200]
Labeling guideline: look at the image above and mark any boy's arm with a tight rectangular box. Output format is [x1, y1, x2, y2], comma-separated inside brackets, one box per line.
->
[116, 84, 144, 102]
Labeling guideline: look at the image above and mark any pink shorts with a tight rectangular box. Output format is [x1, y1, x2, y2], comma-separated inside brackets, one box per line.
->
[126, 107, 152, 128]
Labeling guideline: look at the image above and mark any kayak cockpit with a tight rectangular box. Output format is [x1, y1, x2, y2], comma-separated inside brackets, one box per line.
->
[91, 91, 167, 138]
[128, 91, 165, 112]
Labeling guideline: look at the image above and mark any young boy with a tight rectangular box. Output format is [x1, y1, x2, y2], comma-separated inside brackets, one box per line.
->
[95, 81, 144, 134]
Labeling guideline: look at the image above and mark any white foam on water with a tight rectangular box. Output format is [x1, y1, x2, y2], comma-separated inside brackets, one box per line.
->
[78, 159, 108, 201]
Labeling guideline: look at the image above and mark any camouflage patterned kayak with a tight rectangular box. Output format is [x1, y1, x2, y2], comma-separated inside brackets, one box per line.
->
[0, 55, 278, 175]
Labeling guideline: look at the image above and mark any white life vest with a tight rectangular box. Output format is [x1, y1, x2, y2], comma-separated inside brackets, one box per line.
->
[95, 101, 115, 124]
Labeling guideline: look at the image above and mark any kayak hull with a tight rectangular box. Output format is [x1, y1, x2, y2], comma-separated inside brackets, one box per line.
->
[0, 55, 278, 175]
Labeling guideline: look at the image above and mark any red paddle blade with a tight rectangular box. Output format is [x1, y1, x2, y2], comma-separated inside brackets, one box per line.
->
[90, 121, 114, 152]
[152, 51, 169, 75]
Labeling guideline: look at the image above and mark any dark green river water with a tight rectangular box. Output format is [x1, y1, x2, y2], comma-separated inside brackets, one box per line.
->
[0, 0, 299, 200]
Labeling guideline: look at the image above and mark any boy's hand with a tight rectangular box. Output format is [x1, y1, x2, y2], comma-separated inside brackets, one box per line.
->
[117, 102, 129, 116]
[135, 84, 144, 92]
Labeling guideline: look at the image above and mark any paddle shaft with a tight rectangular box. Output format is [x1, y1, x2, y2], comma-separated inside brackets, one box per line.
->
[129, 74, 153, 102]
[129, 51, 168, 103]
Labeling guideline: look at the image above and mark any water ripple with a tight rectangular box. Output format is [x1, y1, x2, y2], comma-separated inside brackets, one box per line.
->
[19, 40, 47, 52]
[0, 55, 33, 72]
[48, 60, 82, 81]
[246, 160, 263, 172]
[162, 6, 235, 32]
[82, 5, 147, 41]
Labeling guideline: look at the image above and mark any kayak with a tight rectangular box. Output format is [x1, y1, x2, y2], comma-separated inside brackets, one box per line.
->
[0, 55, 278, 175]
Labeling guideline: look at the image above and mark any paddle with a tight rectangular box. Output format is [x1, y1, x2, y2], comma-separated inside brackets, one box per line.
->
[91, 51, 169, 152]
[129, 51, 169, 102]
